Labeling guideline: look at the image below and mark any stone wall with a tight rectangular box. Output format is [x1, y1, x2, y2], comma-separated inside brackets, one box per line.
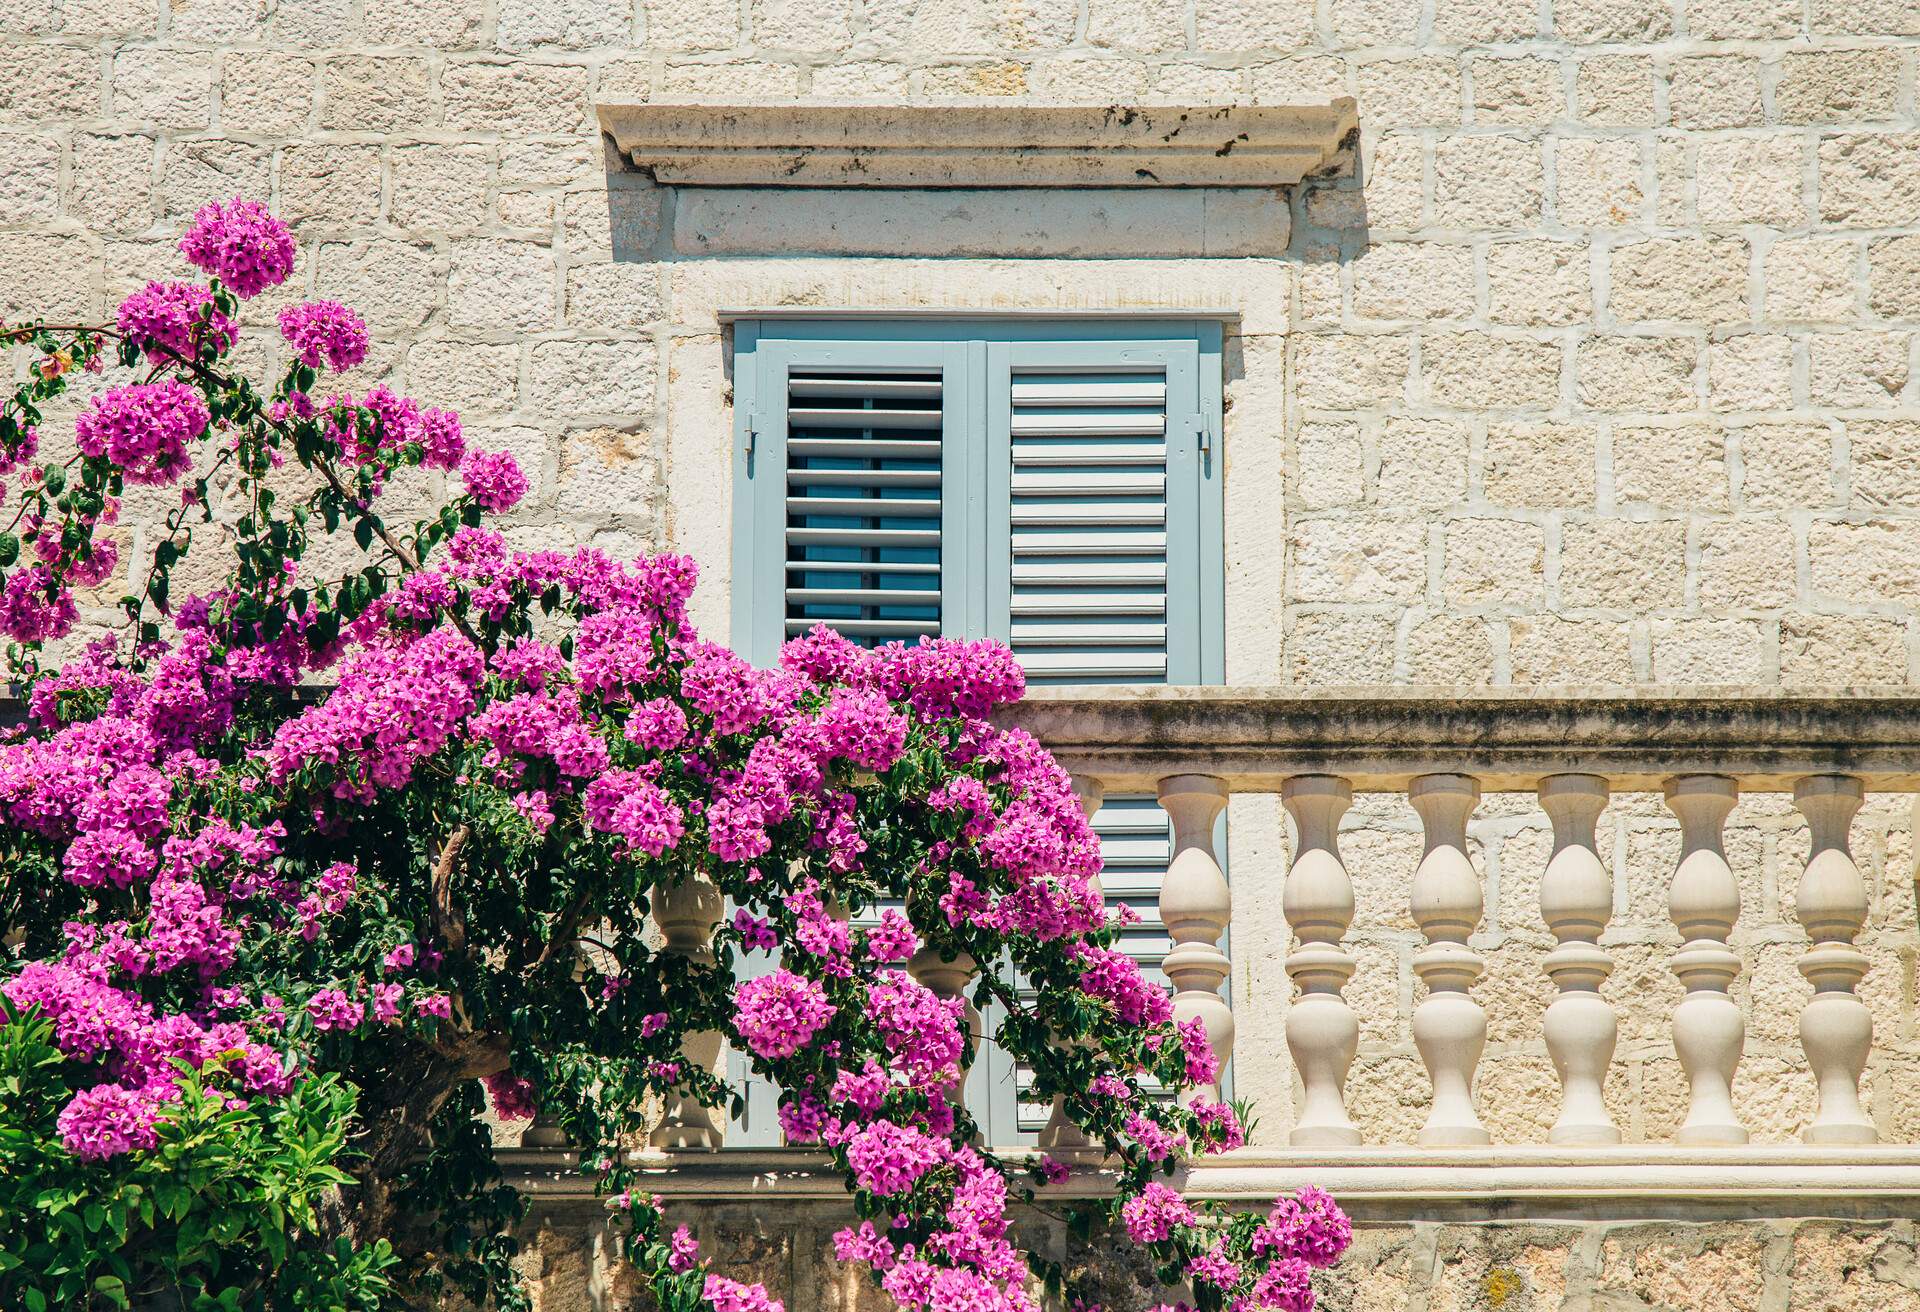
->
[5, 0, 1918, 688]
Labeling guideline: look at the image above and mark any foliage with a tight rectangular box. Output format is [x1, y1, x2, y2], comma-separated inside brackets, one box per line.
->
[0, 197, 1349, 1312]
[0, 1007, 394, 1310]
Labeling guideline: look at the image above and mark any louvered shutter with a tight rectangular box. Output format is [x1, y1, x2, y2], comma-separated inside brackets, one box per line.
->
[1007, 371, 1172, 683]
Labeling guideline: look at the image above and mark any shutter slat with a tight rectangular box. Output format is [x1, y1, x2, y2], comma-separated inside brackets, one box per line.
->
[1009, 440, 1167, 466]
[791, 377, 942, 400]
[785, 368, 944, 645]
[1009, 591, 1165, 616]
[1012, 471, 1167, 496]
[1011, 501, 1165, 527]
[788, 526, 941, 547]
[1011, 378, 1167, 407]
[1011, 621, 1168, 646]
[789, 468, 941, 488]
[788, 587, 941, 607]
[1012, 560, 1168, 584]
[789, 438, 939, 459]
[784, 618, 938, 637]
[1011, 411, 1166, 437]
[790, 406, 942, 430]
[788, 495, 941, 519]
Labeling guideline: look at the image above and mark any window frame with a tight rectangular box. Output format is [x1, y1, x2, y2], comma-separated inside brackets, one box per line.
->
[732, 317, 1225, 680]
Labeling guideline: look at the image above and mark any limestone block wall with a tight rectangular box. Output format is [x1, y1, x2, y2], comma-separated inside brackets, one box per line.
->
[4, 0, 1917, 691]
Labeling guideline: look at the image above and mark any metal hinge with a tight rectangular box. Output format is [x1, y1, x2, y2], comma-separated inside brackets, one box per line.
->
[1187, 412, 1211, 455]
[745, 412, 760, 457]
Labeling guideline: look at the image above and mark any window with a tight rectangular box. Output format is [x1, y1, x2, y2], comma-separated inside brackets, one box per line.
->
[726, 318, 1225, 1146]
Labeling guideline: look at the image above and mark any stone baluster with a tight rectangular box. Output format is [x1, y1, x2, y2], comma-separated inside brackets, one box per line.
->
[1281, 775, 1360, 1146]
[1041, 775, 1106, 1155]
[1793, 774, 1877, 1144]
[1408, 773, 1488, 1145]
[648, 874, 725, 1150]
[1663, 774, 1748, 1145]
[1158, 775, 1233, 1105]
[909, 944, 980, 1137]
[1537, 774, 1620, 1145]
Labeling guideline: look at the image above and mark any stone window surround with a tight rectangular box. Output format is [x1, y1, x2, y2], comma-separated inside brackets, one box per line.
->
[656, 259, 1291, 686]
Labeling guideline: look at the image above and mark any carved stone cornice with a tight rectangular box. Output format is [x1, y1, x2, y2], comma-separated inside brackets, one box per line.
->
[594, 100, 1359, 187]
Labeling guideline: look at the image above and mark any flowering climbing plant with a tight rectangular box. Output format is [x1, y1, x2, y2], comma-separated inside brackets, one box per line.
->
[0, 199, 1349, 1312]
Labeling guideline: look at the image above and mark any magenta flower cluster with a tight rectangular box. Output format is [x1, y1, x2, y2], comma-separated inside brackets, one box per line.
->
[178, 197, 295, 298]
[0, 196, 1348, 1312]
[115, 280, 237, 364]
[74, 380, 207, 486]
[278, 299, 370, 372]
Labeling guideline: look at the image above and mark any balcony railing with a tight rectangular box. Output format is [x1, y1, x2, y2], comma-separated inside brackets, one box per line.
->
[504, 685, 1920, 1206]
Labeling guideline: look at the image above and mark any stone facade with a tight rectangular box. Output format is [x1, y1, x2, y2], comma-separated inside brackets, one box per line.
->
[6, 0, 1918, 690]
[8, 0, 1920, 1305]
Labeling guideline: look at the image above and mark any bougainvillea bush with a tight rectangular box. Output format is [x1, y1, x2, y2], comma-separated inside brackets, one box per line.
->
[0, 199, 1349, 1312]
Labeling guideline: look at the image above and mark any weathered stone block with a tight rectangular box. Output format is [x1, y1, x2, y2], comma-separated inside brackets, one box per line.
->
[444, 60, 591, 133]
[1707, 334, 1795, 412]
[1470, 55, 1562, 126]
[1484, 422, 1595, 507]
[448, 238, 558, 332]
[1697, 134, 1806, 228]
[1767, 236, 1860, 321]
[1576, 335, 1697, 412]
[1509, 614, 1634, 683]
[1699, 518, 1797, 608]
[1554, 136, 1644, 228]
[1667, 55, 1764, 128]
[1294, 334, 1412, 411]
[1608, 236, 1749, 324]
[1433, 134, 1544, 228]
[1820, 134, 1920, 227]
[319, 55, 430, 131]
[1486, 239, 1591, 326]
[528, 339, 657, 418]
[1442, 517, 1545, 607]
[1560, 519, 1686, 609]
[1807, 330, 1910, 408]
[1739, 423, 1837, 510]
[1286, 610, 1398, 684]
[1776, 49, 1906, 124]
[1294, 516, 1428, 603]
[1351, 241, 1475, 322]
[1613, 423, 1727, 510]
[1422, 332, 1563, 409]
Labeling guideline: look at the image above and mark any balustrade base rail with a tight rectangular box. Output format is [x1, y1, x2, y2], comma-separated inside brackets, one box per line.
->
[495, 1144, 1920, 1209]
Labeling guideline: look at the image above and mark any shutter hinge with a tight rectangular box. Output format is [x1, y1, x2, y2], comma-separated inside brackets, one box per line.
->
[745, 412, 760, 457]
[1189, 413, 1211, 455]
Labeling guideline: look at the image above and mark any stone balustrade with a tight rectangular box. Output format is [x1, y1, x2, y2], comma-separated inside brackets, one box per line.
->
[505, 686, 1920, 1202]
[992, 686, 1920, 1157]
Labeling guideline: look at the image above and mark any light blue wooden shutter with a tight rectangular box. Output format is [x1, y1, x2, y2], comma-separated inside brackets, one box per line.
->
[732, 334, 977, 667]
[977, 332, 1224, 1147]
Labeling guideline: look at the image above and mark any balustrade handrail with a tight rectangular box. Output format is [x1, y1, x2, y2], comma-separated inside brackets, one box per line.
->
[995, 684, 1920, 791]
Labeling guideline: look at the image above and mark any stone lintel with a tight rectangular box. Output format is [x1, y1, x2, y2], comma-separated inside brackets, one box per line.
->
[993, 685, 1920, 793]
[594, 100, 1359, 188]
